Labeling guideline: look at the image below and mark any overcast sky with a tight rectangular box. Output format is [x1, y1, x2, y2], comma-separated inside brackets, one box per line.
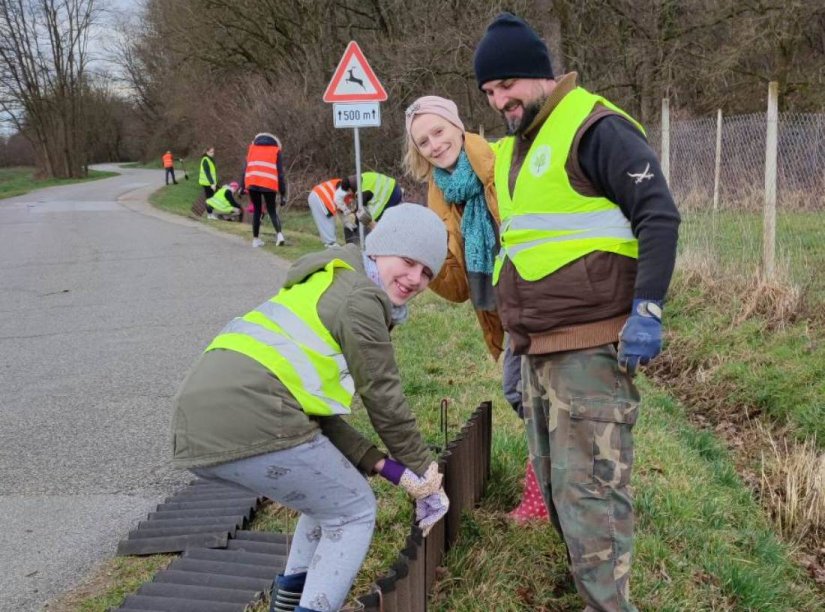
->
[0, 0, 139, 134]
[91, 0, 139, 67]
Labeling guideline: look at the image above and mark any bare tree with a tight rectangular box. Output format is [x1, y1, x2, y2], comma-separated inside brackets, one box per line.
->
[0, 0, 97, 177]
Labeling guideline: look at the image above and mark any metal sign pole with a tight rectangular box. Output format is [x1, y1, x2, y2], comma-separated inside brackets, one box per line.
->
[353, 126, 365, 249]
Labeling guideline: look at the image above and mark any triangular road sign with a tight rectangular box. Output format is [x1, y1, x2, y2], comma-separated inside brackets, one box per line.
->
[323, 41, 388, 103]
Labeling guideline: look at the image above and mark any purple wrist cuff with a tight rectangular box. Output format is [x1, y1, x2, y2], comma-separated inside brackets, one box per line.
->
[379, 458, 406, 485]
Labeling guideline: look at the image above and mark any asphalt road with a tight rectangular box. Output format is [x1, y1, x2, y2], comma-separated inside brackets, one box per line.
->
[0, 165, 288, 611]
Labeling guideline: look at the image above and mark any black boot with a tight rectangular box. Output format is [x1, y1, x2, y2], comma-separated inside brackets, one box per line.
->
[270, 572, 306, 612]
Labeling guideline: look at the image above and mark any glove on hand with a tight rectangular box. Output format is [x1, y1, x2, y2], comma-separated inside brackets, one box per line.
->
[415, 488, 449, 537]
[618, 299, 663, 376]
[356, 208, 373, 226]
[397, 461, 443, 500]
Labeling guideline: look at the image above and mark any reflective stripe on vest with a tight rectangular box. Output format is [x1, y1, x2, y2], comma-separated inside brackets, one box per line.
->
[245, 144, 280, 191]
[206, 186, 234, 213]
[199, 156, 216, 186]
[493, 87, 642, 283]
[312, 178, 340, 214]
[205, 259, 355, 416]
[361, 172, 395, 219]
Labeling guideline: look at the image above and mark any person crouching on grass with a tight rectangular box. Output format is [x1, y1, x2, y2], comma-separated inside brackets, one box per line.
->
[171, 204, 450, 612]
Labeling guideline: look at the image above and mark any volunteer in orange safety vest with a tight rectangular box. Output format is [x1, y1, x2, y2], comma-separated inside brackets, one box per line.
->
[240, 133, 287, 248]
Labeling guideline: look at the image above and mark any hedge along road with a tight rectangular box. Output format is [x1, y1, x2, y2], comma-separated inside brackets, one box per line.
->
[0, 165, 288, 611]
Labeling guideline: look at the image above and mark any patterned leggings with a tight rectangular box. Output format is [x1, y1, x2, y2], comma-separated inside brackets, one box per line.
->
[194, 434, 377, 611]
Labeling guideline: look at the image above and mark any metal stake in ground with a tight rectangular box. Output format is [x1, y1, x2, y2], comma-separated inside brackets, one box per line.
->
[353, 127, 365, 248]
[178, 157, 189, 180]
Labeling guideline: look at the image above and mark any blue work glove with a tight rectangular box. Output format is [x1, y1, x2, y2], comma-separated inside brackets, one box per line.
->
[415, 489, 449, 537]
[618, 299, 663, 376]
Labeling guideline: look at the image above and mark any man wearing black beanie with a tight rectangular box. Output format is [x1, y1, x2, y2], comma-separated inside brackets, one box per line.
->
[474, 12, 681, 612]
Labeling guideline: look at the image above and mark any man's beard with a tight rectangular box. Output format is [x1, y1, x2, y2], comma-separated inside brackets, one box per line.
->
[504, 97, 546, 136]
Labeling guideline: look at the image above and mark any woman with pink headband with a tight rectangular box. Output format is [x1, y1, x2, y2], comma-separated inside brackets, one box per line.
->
[403, 95, 549, 523]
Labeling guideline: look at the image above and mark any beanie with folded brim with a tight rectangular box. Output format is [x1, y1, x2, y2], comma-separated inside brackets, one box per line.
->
[474, 12, 554, 89]
[365, 203, 448, 277]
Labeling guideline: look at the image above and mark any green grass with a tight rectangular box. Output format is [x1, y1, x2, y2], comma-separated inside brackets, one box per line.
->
[150, 180, 340, 258]
[662, 284, 824, 444]
[679, 209, 825, 302]
[0, 166, 119, 200]
[383, 298, 820, 611]
[663, 210, 825, 446]
[67, 195, 822, 610]
[53, 555, 172, 611]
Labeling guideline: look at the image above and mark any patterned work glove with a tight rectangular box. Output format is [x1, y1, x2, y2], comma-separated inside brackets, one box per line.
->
[618, 299, 663, 376]
[356, 208, 373, 226]
[415, 488, 449, 537]
[380, 459, 443, 500]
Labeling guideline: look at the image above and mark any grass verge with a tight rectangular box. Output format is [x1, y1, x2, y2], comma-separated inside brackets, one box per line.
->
[44, 556, 171, 612]
[436, 381, 821, 611]
[150, 179, 340, 258]
[55, 193, 824, 610]
[651, 267, 823, 445]
[0, 166, 119, 200]
[651, 209, 824, 589]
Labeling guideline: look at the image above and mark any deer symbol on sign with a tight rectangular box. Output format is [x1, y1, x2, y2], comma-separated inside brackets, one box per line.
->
[346, 68, 366, 90]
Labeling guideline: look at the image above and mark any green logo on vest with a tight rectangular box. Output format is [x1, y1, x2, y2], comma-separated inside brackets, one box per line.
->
[530, 145, 552, 177]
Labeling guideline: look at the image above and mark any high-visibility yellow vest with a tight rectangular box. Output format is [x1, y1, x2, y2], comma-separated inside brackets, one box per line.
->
[199, 155, 217, 187]
[205, 259, 356, 416]
[206, 185, 235, 214]
[361, 172, 395, 220]
[493, 87, 643, 283]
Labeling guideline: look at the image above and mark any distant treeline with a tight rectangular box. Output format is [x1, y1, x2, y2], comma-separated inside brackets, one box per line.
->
[5, 1, 824, 187]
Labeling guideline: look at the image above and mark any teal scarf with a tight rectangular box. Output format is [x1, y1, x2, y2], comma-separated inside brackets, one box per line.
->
[434, 150, 496, 310]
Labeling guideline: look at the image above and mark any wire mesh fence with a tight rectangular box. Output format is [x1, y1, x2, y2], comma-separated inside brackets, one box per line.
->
[648, 108, 825, 299]
[648, 112, 825, 212]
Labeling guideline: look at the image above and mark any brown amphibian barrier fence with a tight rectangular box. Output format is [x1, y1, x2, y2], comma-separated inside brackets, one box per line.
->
[349, 400, 492, 612]
[112, 401, 492, 611]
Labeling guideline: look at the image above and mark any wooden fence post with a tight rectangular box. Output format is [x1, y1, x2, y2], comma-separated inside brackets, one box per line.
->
[661, 98, 670, 185]
[763, 82, 778, 279]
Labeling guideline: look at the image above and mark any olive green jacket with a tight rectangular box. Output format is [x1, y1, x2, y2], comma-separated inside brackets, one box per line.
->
[171, 244, 433, 475]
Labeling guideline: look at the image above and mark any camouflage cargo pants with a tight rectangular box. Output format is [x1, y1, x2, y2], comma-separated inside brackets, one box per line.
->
[522, 344, 640, 612]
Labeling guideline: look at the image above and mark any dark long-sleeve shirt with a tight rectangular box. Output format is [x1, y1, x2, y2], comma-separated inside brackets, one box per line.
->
[576, 115, 681, 301]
